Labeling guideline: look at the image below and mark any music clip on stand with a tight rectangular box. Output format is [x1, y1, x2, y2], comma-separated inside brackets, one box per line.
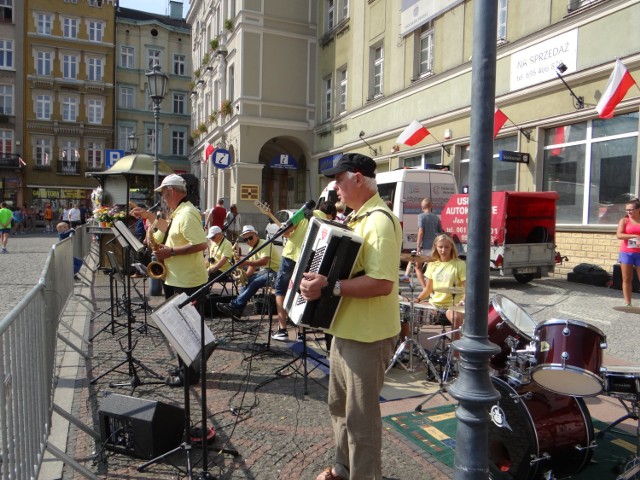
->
[90, 223, 165, 393]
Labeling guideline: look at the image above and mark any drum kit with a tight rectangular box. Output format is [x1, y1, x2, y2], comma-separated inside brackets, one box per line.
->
[391, 282, 640, 479]
[483, 294, 640, 480]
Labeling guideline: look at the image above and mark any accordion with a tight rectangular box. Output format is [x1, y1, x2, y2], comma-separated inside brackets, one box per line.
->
[285, 218, 363, 330]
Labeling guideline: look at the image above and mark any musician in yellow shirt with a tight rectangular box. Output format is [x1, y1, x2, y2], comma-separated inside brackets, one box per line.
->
[299, 154, 401, 480]
[217, 225, 281, 317]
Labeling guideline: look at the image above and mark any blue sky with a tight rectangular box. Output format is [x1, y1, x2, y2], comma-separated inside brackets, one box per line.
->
[118, 0, 190, 16]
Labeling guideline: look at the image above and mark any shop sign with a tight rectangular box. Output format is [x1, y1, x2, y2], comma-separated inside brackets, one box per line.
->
[270, 154, 298, 170]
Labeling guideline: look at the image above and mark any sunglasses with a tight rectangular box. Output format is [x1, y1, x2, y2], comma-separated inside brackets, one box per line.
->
[243, 235, 256, 241]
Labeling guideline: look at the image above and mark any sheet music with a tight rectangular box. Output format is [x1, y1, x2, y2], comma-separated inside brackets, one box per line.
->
[150, 293, 216, 367]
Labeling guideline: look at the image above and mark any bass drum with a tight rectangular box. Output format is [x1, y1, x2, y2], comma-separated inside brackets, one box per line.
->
[488, 376, 594, 479]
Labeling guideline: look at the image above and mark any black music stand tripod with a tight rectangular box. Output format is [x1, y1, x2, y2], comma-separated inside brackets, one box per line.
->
[90, 229, 164, 393]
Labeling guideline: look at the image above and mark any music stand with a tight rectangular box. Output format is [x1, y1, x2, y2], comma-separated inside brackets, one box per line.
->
[90, 225, 164, 393]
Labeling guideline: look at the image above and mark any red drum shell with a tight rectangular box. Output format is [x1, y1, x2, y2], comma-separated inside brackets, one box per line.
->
[488, 376, 594, 479]
[487, 295, 537, 371]
[532, 319, 605, 397]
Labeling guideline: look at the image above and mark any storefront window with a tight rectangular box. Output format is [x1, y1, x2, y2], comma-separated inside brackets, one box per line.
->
[543, 112, 638, 225]
[459, 136, 518, 191]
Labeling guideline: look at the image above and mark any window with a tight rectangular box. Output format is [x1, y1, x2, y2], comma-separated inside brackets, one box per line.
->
[338, 68, 347, 114]
[497, 0, 507, 40]
[88, 21, 104, 42]
[0, 39, 13, 68]
[61, 96, 78, 122]
[60, 140, 79, 172]
[35, 137, 52, 166]
[542, 112, 639, 225]
[0, 129, 12, 157]
[402, 151, 443, 169]
[88, 0, 103, 6]
[417, 24, 434, 76]
[323, 76, 332, 121]
[341, 0, 349, 20]
[174, 54, 186, 75]
[88, 58, 103, 81]
[173, 93, 185, 114]
[0, 0, 12, 22]
[86, 142, 104, 169]
[172, 130, 186, 156]
[35, 95, 51, 120]
[146, 126, 157, 153]
[118, 125, 135, 151]
[36, 14, 52, 35]
[371, 45, 384, 98]
[62, 54, 78, 79]
[228, 64, 235, 101]
[460, 136, 518, 191]
[63, 18, 78, 39]
[36, 51, 52, 76]
[119, 86, 134, 109]
[87, 99, 103, 124]
[148, 48, 161, 69]
[326, 0, 335, 31]
[120, 46, 134, 68]
[0, 84, 12, 115]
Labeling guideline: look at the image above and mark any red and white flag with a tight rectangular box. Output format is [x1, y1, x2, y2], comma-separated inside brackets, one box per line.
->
[203, 144, 214, 163]
[493, 108, 509, 138]
[396, 120, 429, 146]
[18, 155, 26, 167]
[596, 59, 637, 119]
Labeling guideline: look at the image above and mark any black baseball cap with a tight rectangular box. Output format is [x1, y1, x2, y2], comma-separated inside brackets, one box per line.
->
[324, 153, 377, 178]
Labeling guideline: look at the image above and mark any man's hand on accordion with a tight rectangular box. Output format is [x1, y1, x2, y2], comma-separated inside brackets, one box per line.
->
[300, 272, 329, 301]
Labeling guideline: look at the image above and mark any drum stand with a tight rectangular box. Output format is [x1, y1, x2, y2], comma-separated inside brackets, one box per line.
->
[597, 394, 640, 480]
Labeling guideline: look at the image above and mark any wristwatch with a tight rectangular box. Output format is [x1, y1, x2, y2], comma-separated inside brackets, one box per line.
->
[332, 280, 342, 297]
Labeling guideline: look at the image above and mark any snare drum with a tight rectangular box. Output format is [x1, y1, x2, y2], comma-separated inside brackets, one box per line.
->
[532, 319, 607, 397]
[601, 365, 640, 400]
[487, 295, 537, 371]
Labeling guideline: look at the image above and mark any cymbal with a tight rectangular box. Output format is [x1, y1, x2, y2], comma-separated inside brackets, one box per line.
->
[613, 305, 640, 314]
[399, 301, 440, 311]
[434, 286, 466, 295]
[449, 305, 466, 314]
[400, 252, 430, 263]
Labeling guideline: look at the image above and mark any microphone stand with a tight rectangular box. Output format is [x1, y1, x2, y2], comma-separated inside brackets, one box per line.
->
[176, 219, 296, 478]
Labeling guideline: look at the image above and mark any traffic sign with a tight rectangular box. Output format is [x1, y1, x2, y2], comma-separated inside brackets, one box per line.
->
[213, 148, 231, 169]
[105, 149, 125, 169]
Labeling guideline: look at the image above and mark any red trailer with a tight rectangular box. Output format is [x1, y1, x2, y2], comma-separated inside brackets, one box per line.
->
[441, 191, 562, 283]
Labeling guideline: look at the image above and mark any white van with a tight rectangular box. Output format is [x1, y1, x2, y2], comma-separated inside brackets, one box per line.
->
[318, 167, 458, 252]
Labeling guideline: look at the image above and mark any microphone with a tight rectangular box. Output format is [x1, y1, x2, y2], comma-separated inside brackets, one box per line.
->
[148, 201, 162, 212]
[281, 200, 316, 229]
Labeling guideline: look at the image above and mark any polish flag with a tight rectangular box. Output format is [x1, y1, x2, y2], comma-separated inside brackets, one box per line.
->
[396, 120, 429, 146]
[493, 108, 509, 138]
[18, 156, 26, 167]
[596, 59, 637, 119]
[204, 144, 214, 163]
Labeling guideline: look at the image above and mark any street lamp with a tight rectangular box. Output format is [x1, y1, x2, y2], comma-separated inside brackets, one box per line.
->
[145, 64, 169, 201]
[127, 133, 138, 154]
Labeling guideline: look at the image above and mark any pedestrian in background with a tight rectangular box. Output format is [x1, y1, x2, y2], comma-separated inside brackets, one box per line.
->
[224, 204, 241, 242]
[43, 204, 54, 233]
[616, 197, 640, 306]
[402, 198, 443, 287]
[0, 202, 12, 253]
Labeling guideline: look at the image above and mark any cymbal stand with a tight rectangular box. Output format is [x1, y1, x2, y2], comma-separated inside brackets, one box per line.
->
[414, 328, 461, 411]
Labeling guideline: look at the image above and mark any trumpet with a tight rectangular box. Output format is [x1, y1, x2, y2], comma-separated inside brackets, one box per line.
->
[146, 218, 166, 281]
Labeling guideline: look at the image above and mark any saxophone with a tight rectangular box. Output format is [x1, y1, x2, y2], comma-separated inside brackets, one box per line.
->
[230, 239, 248, 285]
[146, 218, 167, 281]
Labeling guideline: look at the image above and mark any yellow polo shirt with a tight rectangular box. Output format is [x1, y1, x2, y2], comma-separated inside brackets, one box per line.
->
[208, 237, 233, 273]
[282, 210, 327, 262]
[251, 238, 282, 272]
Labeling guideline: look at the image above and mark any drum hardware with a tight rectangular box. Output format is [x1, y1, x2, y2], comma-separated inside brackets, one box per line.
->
[433, 286, 466, 295]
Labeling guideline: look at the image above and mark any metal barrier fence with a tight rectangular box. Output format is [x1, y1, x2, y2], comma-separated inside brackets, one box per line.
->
[0, 226, 97, 479]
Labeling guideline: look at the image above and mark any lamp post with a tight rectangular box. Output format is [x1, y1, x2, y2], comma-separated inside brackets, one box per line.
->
[126, 133, 138, 154]
[145, 64, 169, 201]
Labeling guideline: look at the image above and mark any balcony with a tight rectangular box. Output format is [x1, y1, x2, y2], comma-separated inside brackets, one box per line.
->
[56, 159, 80, 175]
[0, 153, 20, 169]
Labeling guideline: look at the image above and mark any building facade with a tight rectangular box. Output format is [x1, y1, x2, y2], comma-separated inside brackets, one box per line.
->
[115, 1, 192, 193]
[23, 0, 116, 212]
[0, 0, 23, 207]
[187, 0, 317, 230]
[314, 0, 639, 276]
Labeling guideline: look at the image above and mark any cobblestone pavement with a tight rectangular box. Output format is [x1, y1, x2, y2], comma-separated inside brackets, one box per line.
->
[4, 234, 640, 479]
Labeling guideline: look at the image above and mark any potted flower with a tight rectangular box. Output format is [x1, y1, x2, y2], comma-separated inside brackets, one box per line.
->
[94, 206, 112, 227]
[224, 19, 234, 32]
[220, 99, 233, 117]
[210, 38, 219, 51]
[209, 112, 218, 124]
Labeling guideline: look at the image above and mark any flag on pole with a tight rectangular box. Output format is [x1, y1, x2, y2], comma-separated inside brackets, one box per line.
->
[596, 59, 637, 119]
[203, 144, 214, 163]
[44, 153, 49, 165]
[396, 120, 429, 146]
[493, 108, 509, 138]
[18, 155, 26, 167]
